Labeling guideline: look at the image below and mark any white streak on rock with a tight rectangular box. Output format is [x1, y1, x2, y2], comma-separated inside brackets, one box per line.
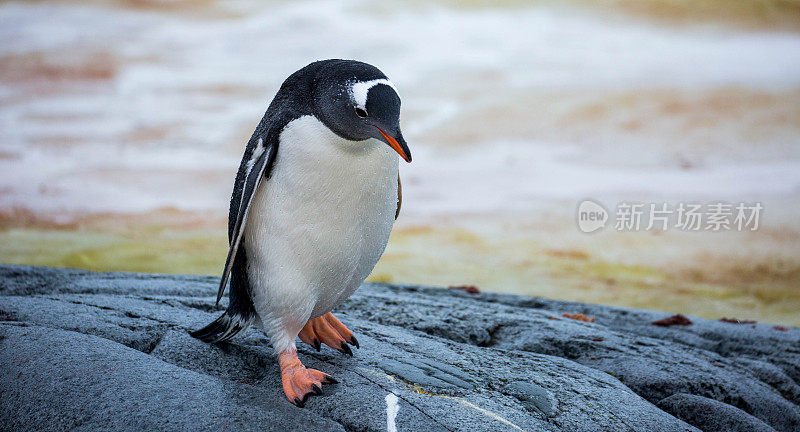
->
[385, 393, 399, 432]
[451, 397, 524, 431]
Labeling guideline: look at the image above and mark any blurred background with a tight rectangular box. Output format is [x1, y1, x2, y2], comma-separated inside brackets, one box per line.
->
[1, 0, 799, 325]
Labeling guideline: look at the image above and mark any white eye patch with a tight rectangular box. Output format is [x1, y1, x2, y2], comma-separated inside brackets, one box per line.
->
[350, 78, 397, 111]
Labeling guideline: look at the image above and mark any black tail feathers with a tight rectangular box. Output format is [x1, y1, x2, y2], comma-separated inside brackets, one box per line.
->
[190, 308, 254, 344]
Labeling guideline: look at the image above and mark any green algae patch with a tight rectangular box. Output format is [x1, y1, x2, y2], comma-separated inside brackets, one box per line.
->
[0, 228, 226, 276]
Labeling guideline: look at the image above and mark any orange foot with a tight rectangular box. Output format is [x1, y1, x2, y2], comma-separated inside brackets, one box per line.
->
[298, 312, 359, 356]
[278, 348, 337, 407]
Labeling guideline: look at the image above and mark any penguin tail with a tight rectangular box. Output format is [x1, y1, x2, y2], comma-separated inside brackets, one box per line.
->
[190, 307, 254, 344]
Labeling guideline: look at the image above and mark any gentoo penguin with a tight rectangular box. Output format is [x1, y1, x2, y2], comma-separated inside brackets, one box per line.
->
[191, 59, 411, 407]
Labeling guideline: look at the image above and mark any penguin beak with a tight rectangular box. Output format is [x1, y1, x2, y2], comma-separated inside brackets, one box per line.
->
[375, 126, 412, 163]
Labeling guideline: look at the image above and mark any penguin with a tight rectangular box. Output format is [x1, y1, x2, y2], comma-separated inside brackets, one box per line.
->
[191, 59, 411, 407]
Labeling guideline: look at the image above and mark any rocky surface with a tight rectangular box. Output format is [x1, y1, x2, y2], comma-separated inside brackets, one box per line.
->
[1, 264, 798, 432]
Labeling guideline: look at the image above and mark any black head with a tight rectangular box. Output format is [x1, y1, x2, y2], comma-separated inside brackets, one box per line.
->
[310, 60, 411, 162]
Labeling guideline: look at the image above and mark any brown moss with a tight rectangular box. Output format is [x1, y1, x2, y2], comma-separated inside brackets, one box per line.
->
[652, 314, 693, 326]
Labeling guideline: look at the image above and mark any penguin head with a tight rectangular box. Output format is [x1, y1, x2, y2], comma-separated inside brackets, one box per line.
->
[313, 60, 411, 163]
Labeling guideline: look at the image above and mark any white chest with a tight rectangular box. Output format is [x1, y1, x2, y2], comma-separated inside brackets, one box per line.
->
[244, 115, 398, 320]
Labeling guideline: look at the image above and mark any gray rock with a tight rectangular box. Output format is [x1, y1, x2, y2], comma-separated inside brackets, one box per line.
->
[0, 264, 797, 431]
[501, 382, 555, 416]
[340, 284, 800, 431]
[658, 394, 778, 432]
[0, 324, 342, 432]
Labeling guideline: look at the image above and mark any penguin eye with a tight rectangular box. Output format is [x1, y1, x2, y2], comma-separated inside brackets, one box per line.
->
[354, 107, 368, 118]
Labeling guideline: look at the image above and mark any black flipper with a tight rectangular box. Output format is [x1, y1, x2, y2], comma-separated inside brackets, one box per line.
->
[216, 134, 278, 305]
[395, 175, 401, 220]
[191, 108, 294, 344]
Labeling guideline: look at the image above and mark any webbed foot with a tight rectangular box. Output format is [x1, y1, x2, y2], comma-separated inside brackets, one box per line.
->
[298, 312, 359, 355]
[278, 349, 337, 407]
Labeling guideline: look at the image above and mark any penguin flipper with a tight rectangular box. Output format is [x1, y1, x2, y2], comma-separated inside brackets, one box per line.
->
[216, 113, 287, 305]
[395, 174, 401, 220]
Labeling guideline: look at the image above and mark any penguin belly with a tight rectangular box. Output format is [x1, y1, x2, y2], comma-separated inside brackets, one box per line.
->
[243, 115, 398, 351]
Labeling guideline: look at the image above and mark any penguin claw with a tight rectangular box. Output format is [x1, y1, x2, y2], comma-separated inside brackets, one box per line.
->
[293, 397, 304, 408]
[349, 335, 359, 349]
[312, 384, 323, 395]
[313, 339, 321, 351]
[340, 342, 353, 356]
[323, 375, 338, 384]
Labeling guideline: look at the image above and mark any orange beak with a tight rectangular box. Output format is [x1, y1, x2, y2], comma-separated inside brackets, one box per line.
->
[375, 126, 412, 163]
